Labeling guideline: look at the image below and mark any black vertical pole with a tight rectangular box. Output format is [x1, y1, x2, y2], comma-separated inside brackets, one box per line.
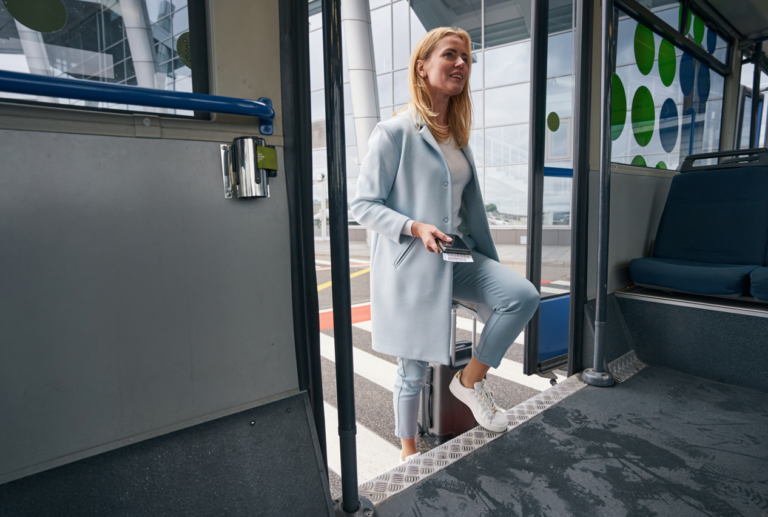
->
[568, 0, 594, 377]
[583, 0, 616, 387]
[279, 0, 327, 466]
[750, 42, 763, 149]
[524, 0, 549, 376]
[321, 0, 373, 514]
[678, 0, 689, 35]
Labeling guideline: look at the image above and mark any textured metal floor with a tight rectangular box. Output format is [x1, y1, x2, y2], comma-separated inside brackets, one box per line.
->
[376, 366, 768, 516]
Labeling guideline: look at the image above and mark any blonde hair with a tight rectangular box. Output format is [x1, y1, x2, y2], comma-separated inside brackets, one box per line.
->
[394, 27, 473, 148]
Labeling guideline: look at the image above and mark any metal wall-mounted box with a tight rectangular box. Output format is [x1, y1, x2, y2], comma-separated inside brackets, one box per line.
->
[220, 137, 278, 199]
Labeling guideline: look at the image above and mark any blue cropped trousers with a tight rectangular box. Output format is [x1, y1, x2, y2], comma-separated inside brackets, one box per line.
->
[393, 249, 540, 439]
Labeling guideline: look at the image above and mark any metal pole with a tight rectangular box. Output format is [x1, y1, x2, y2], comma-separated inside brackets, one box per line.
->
[523, 0, 549, 376]
[567, 0, 594, 376]
[583, 0, 616, 387]
[678, 0, 689, 35]
[750, 42, 763, 149]
[321, 0, 373, 514]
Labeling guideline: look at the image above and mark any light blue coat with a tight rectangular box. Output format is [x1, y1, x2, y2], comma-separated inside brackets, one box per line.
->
[350, 108, 499, 365]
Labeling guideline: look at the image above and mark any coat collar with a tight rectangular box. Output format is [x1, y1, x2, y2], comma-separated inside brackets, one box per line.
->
[408, 104, 477, 178]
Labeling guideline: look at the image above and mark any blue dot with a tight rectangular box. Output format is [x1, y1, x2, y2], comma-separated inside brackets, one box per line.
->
[697, 64, 710, 103]
[659, 98, 679, 153]
[680, 53, 694, 97]
[706, 28, 716, 54]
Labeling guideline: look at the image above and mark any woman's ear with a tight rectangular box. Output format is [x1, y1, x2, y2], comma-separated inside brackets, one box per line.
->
[415, 60, 425, 78]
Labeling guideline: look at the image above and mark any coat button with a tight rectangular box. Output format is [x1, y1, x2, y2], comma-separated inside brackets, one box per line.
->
[443, 181, 448, 187]
[444, 217, 449, 223]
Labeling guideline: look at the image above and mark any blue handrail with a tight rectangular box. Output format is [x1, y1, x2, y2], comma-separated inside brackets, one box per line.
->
[544, 166, 573, 178]
[0, 70, 275, 134]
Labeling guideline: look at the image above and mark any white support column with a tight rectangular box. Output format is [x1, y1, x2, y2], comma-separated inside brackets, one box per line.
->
[120, 0, 161, 90]
[342, 0, 380, 161]
[719, 39, 742, 151]
[14, 21, 58, 103]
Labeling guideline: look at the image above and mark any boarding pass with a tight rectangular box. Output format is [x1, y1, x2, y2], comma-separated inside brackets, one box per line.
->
[442, 253, 474, 263]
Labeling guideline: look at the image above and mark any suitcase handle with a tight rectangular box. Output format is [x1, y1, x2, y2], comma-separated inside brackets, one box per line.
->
[450, 304, 477, 367]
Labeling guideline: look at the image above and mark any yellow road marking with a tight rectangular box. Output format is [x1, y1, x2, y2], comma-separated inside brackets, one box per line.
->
[317, 268, 371, 292]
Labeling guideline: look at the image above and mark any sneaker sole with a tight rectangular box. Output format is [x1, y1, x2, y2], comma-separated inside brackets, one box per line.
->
[449, 377, 508, 433]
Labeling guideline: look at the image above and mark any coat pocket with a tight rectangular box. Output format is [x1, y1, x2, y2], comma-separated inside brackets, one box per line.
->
[393, 237, 419, 269]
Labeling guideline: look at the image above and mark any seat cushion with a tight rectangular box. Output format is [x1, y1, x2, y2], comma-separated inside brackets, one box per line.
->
[751, 267, 768, 301]
[630, 258, 758, 296]
[653, 167, 768, 265]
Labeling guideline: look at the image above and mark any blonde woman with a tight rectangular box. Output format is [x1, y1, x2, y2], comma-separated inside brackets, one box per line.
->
[350, 27, 539, 462]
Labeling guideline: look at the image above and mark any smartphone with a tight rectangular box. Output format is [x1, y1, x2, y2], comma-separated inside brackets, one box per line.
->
[437, 234, 471, 255]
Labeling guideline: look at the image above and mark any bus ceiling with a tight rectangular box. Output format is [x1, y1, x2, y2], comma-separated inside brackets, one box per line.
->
[707, 0, 768, 43]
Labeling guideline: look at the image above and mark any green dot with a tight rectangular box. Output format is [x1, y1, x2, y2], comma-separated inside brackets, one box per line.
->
[547, 112, 560, 132]
[693, 16, 705, 45]
[611, 73, 627, 141]
[634, 23, 655, 76]
[631, 86, 655, 147]
[176, 32, 192, 69]
[631, 155, 647, 167]
[678, 6, 691, 35]
[658, 39, 676, 87]
[656, 161, 668, 169]
[4, 0, 67, 33]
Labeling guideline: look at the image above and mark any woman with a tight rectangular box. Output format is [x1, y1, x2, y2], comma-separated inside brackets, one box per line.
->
[350, 27, 540, 463]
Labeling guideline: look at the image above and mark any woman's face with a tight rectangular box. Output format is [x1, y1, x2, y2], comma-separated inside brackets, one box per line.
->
[417, 34, 470, 100]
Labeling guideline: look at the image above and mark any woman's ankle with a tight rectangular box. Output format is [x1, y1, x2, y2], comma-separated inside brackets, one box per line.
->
[460, 371, 476, 389]
[400, 438, 418, 460]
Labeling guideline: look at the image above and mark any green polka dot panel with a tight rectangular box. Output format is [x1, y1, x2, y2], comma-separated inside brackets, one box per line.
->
[655, 161, 668, 169]
[631, 155, 647, 167]
[678, 6, 691, 35]
[658, 39, 676, 87]
[634, 23, 655, 76]
[4, 0, 67, 33]
[611, 74, 627, 141]
[177, 32, 192, 69]
[631, 86, 655, 147]
[693, 16, 705, 45]
[547, 112, 560, 132]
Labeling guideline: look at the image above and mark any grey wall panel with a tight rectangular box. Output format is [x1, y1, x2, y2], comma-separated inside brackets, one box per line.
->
[0, 130, 298, 482]
[617, 297, 768, 394]
[587, 170, 672, 299]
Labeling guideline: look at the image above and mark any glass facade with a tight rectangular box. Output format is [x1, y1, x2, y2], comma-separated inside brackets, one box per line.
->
[310, 0, 577, 229]
[736, 62, 768, 150]
[0, 0, 194, 114]
[611, 4, 727, 169]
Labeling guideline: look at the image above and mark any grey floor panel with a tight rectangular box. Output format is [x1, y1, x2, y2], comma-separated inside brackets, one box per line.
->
[0, 394, 333, 517]
[377, 367, 768, 516]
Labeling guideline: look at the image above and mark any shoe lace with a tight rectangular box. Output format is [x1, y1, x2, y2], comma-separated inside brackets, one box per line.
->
[478, 383, 501, 414]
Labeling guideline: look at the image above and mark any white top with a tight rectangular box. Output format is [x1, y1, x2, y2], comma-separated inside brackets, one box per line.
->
[401, 137, 473, 237]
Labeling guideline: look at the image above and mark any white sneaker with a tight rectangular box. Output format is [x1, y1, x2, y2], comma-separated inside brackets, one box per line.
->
[399, 451, 421, 465]
[449, 371, 508, 433]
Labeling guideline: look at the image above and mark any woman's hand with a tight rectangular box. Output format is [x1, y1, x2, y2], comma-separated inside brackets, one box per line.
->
[411, 222, 452, 253]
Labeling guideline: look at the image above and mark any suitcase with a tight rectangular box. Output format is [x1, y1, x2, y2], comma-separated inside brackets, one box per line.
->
[418, 303, 479, 444]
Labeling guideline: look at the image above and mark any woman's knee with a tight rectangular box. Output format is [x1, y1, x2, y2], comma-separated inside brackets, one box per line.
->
[521, 282, 541, 316]
[394, 359, 428, 392]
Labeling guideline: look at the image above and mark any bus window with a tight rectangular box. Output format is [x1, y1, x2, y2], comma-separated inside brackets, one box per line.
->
[736, 62, 768, 149]
[611, 9, 727, 170]
[0, 0, 202, 115]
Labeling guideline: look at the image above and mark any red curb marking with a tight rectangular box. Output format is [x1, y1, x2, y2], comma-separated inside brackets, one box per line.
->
[319, 304, 371, 331]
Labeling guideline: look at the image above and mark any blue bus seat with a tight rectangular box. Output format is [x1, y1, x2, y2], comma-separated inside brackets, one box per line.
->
[751, 268, 768, 301]
[630, 165, 768, 297]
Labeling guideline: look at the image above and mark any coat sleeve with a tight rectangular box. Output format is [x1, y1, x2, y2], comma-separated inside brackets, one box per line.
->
[350, 123, 411, 244]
